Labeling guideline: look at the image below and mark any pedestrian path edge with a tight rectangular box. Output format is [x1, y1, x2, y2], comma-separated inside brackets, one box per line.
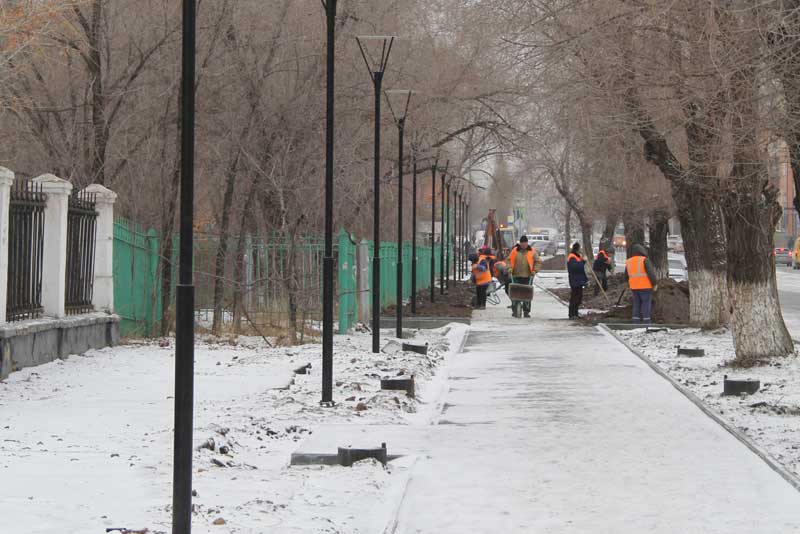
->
[598, 323, 800, 494]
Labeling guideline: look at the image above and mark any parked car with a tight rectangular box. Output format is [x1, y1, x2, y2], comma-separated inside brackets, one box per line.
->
[667, 235, 684, 253]
[531, 240, 557, 256]
[668, 254, 688, 282]
[775, 247, 792, 267]
[526, 234, 549, 243]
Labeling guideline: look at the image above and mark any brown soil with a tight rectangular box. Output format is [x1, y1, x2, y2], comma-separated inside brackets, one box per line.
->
[384, 281, 474, 318]
[540, 255, 566, 270]
[550, 273, 690, 324]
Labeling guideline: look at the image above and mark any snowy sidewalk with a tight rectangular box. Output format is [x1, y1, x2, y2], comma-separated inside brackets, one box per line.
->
[391, 291, 800, 533]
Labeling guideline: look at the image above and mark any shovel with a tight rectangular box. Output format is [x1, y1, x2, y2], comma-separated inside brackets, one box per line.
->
[589, 268, 611, 307]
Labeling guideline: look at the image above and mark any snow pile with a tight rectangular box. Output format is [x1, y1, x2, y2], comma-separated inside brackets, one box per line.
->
[0, 324, 467, 533]
[619, 327, 800, 478]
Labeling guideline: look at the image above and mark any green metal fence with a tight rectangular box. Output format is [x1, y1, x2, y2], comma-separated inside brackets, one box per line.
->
[113, 217, 449, 337]
[113, 218, 161, 337]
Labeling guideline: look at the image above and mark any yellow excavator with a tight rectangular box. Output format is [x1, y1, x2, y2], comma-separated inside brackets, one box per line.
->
[483, 209, 516, 259]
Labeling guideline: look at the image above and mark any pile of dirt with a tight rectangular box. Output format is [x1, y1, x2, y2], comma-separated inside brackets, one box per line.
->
[384, 282, 474, 318]
[540, 255, 566, 270]
[651, 278, 690, 324]
[550, 275, 690, 324]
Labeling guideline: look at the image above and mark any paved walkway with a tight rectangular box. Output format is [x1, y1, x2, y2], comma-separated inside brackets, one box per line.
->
[391, 291, 800, 533]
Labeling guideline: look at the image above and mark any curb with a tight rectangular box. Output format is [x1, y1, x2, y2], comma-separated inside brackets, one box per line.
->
[534, 282, 567, 308]
[598, 323, 800, 494]
[379, 325, 471, 534]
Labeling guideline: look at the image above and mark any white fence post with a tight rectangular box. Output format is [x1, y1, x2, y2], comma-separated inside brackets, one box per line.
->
[0, 168, 13, 323]
[83, 184, 117, 313]
[33, 174, 72, 318]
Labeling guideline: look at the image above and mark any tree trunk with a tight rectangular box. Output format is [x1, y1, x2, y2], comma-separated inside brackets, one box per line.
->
[87, 0, 108, 186]
[726, 190, 793, 363]
[159, 166, 180, 337]
[231, 182, 258, 335]
[601, 212, 618, 247]
[672, 184, 728, 328]
[622, 211, 645, 257]
[725, 75, 793, 363]
[648, 209, 669, 280]
[578, 217, 593, 265]
[211, 154, 243, 336]
[287, 237, 299, 345]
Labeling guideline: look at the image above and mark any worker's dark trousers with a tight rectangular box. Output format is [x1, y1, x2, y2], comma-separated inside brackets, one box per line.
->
[569, 286, 583, 318]
[476, 284, 488, 308]
[632, 289, 652, 324]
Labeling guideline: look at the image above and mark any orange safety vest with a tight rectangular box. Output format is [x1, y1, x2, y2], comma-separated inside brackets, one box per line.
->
[567, 252, 582, 263]
[472, 257, 492, 286]
[493, 260, 507, 278]
[626, 256, 653, 290]
[509, 247, 535, 272]
[597, 250, 610, 262]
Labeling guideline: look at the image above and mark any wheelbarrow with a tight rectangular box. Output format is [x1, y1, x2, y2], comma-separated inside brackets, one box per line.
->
[508, 276, 534, 317]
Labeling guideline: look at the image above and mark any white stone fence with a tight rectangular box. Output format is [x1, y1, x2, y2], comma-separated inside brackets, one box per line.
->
[0, 168, 116, 324]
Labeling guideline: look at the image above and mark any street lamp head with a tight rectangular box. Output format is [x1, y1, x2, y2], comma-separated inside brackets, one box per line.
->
[356, 35, 396, 78]
[385, 89, 414, 125]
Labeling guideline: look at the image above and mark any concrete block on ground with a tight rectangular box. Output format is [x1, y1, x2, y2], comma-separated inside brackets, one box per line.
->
[290, 425, 429, 466]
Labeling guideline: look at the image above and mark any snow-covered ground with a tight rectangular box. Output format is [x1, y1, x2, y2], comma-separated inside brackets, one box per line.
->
[0, 325, 467, 533]
[618, 327, 800, 479]
[533, 271, 570, 290]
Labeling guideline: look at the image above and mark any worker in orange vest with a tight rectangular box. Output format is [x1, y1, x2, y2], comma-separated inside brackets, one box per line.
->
[567, 242, 588, 319]
[470, 249, 493, 309]
[593, 244, 614, 295]
[508, 235, 542, 317]
[625, 244, 658, 324]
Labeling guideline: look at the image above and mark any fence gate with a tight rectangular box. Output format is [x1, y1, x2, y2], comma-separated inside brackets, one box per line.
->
[65, 191, 98, 315]
[6, 181, 46, 321]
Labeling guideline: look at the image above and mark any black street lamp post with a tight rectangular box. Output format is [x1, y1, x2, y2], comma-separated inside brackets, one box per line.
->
[445, 179, 451, 290]
[356, 35, 394, 354]
[173, 0, 196, 532]
[461, 192, 467, 279]
[439, 161, 448, 295]
[464, 197, 472, 260]
[411, 145, 418, 314]
[385, 89, 413, 339]
[430, 162, 436, 303]
[321, 0, 337, 406]
[455, 186, 461, 280]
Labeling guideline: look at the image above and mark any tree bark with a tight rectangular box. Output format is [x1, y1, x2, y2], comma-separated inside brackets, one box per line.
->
[210, 164, 237, 336]
[725, 69, 793, 363]
[579, 217, 593, 265]
[622, 211, 645, 257]
[648, 209, 669, 280]
[601, 212, 618, 247]
[87, 0, 108, 186]
[725, 180, 793, 363]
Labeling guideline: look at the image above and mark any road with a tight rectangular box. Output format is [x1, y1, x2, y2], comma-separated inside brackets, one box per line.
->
[776, 264, 800, 335]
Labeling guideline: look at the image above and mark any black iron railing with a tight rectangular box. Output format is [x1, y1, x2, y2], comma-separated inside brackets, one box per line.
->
[65, 191, 98, 315]
[6, 181, 46, 321]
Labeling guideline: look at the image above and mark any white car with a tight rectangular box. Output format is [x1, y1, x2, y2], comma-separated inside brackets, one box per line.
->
[668, 254, 688, 282]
